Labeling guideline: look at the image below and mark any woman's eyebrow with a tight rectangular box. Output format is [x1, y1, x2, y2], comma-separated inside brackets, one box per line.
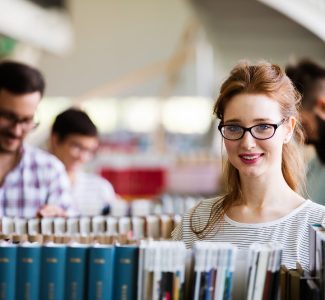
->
[223, 118, 273, 123]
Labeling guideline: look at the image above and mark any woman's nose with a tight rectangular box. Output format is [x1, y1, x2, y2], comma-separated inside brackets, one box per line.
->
[239, 131, 256, 149]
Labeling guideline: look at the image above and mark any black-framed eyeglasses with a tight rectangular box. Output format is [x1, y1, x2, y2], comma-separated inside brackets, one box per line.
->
[0, 110, 39, 132]
[218, 119, 286, 141]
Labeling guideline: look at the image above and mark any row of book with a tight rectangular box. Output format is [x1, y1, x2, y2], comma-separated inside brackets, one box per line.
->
[107, 194, 201, 217]
[246, 243, 282, 300]
[273, 223, 325, 300]
[280, 263, 320, 300]
[0, 214, 180, 244]
[291, 223, 325, 300]
[0, 240, 138, 300]
[0, 239, 282, 300]
[191, 242, 237, 300]
[127, 194, 201, 217]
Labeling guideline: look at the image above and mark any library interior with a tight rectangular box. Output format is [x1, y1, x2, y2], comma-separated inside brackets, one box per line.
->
[0, 0, 325, 299]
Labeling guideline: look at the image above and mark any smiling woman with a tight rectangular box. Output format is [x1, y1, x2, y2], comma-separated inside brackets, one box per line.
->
[172, 61, 325, 270]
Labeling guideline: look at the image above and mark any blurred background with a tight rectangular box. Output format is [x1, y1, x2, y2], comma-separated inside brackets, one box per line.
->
[1, 0, 325, 208]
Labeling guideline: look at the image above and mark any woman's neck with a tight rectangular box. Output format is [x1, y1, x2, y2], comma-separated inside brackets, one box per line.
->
[227, 172, 305, 223]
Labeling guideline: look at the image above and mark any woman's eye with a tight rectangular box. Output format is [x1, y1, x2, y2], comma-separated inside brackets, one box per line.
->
[226, 126, 241, 132]
[256, 124, 272, 131]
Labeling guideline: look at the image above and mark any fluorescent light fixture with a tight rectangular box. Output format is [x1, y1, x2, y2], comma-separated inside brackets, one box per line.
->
[81, 98, 118, 133]
[162, 97, 212, 134]
[121, 97, 161, 133]
[37, 97, 72, 127]
[0, 0, 73, 54]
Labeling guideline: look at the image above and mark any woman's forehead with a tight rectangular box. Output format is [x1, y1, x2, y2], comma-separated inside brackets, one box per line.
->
[223, 93, 281, 121]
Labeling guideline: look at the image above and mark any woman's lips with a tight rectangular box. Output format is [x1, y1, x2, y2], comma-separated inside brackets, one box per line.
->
[238, 153, 264, 164]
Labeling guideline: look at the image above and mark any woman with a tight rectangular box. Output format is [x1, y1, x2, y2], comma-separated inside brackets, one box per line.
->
[172, 61, 325, 269]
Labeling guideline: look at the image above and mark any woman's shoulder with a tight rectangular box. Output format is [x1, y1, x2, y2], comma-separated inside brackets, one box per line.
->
[298, 200, 325, 224]
[303, 200, 325, 214]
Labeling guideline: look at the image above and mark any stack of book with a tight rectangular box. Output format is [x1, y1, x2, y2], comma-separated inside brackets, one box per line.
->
[279, 262, 319, 300]
[0, 238, 283, 300]
[0, 214, 179, 244]
[192, 241, 237, 300]
[276, 223, 325, 300]
[137, 240, 187, 300]
[0, 238, 139, 300]
[246, 243, 282, 300]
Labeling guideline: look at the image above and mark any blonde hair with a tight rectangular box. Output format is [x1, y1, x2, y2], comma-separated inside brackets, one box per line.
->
[190, 61, 306, 239]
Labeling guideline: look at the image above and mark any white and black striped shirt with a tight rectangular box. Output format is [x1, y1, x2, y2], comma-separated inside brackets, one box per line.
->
[172, 198, 325, 269]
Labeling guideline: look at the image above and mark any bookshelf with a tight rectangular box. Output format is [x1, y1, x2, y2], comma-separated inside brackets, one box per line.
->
[0, 218, 323, 300]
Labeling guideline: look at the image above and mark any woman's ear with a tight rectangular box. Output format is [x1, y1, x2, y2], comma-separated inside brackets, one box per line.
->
[314, 97, 325, 121]
[283, 116, 296, 143]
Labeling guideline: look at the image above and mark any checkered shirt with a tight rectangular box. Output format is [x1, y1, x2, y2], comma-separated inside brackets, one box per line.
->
[0, 144, 72, 218]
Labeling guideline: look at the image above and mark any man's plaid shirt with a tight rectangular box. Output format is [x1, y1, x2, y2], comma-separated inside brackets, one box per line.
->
[0, 144, 72, 218]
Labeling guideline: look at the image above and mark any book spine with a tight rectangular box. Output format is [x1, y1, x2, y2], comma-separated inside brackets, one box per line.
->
[16, 245, 41, 300]
[0, 244, 17, 300]
[40, 245, 67, 300]
[87, 246, 115, 300]
[65, 246, 89, 300]
[114, 245, 139, 300]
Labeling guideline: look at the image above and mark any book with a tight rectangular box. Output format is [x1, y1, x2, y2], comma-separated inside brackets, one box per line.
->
[309, 223, 323, 276]
[114, 245, 139, 300]
[304, 279, 320, 300]
[279, 265, 288, 300]
[65, 243, 89, 300]
[252, 246, 270, 300]
[40, 243, 67, 300]
[16, 243, 42, 300]
[87, 244, 115, 300]
[0, 243, 17, 300]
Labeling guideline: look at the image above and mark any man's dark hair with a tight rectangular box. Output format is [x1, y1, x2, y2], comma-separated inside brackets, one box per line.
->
[0, 60, 45, 96]
[286, 59, 325, 109]
[52, 108, 98, 141]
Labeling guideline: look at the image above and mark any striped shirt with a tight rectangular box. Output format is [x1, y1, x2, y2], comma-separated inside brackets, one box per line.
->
[70, 172, 115, 216]
[172, 198, 325, 269]
[0, 144, 72, 218]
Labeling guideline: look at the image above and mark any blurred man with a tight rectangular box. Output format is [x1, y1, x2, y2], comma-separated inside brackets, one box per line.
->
[49, 108, 116, 216]
[286, 59, 325, 204]
[0, 60, 72, 218]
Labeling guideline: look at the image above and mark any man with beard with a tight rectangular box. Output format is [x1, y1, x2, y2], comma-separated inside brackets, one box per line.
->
[0, 61, 72, 218]
[286, 59, 325, 204]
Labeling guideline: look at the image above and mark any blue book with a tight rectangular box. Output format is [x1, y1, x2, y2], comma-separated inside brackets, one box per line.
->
[16, 243, 42, 300]
[0, 243, 17, 300]
[65, 244, 89, 300]
[87, 245, 115, 300]
[40, 244, 67, 300]
[113, 245, 139, 300]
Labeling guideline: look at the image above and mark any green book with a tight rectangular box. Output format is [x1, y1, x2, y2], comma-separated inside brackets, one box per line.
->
[65, 244, 89, 300]
[16, 243, 41, 300]
[0, 243, 17, 300]
[40, 244, 67, 300]
[87, 245, 115, 300]
[113, 245, 139, 300]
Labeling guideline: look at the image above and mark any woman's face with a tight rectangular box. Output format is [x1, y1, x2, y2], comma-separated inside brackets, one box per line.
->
[222, 93, 294, 180]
